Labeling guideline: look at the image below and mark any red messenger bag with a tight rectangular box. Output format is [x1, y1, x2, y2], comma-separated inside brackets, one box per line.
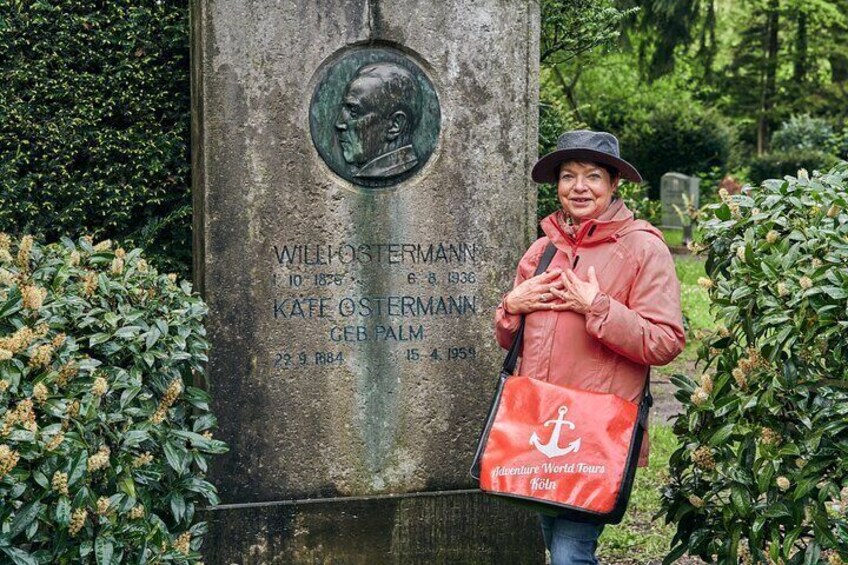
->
[470, 243, 652, 525]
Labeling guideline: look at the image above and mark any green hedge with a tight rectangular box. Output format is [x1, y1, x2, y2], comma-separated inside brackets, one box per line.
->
[748, 149, 841, 186]
[0, 1, 191, 275]
[622, 102, 732, 199]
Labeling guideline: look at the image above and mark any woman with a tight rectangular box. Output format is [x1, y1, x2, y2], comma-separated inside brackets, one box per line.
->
[495, 130, 685, 565]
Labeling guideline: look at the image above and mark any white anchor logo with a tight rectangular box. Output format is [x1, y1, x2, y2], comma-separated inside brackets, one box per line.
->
[530, 406, 582, 459]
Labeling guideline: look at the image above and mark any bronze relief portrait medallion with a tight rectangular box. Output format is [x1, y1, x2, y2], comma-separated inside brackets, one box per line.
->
[310, 46, 441, 189]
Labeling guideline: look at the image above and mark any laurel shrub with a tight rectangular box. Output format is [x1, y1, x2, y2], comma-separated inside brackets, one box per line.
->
[661, 162, 848, 564]
[0, 235, 225, 564]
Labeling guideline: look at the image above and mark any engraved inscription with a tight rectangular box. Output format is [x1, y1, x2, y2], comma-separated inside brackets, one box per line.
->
[273, 242, 479, 266]
[269, 240, 482, 370]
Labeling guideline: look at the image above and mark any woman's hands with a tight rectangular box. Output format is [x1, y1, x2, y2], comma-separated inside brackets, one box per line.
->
[549, 266, 600, 315]
[503, 269, 564, 314]
[504, 266, 601, 315]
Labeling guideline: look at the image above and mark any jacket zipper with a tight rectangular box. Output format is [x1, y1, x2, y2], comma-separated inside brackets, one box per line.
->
[572, 224, 597, 269]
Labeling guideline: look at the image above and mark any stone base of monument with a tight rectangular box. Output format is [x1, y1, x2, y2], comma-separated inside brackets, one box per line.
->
[202, 491, 543, 564]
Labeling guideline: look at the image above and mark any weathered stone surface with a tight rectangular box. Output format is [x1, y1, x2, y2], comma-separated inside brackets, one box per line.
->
[203, 491, 544, 564]
[193, 0, 540, 560]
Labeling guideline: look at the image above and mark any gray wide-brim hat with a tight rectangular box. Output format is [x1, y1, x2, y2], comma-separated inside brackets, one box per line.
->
[531, 130, 643, 184]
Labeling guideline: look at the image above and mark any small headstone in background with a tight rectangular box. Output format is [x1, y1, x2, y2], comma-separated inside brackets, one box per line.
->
[661, 172, 700, 229]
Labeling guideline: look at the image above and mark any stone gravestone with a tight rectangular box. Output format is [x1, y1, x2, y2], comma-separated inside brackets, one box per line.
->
[192, 1, 542, 562]
[660, 172, 700, 239]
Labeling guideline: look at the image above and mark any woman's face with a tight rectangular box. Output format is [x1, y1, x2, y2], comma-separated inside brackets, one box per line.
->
[557, 161, 619, 224]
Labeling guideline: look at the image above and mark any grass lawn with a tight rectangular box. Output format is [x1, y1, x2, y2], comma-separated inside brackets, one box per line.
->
[662, 228, 685, 247]
[674, 254, 713, 334]
[660, 227, 703, 248]
[598, 425, 679, 564]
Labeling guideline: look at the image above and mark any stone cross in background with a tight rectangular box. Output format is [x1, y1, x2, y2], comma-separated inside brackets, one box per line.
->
[192, 0, 541, 562]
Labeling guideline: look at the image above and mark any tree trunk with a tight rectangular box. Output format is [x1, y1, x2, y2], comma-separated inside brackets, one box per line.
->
[830, 54, 848, 83]
[553, 64, 583, 120]
[793, 9, 807, 83]
[758, 0, 780, 156]
[699, 0, 717, 82]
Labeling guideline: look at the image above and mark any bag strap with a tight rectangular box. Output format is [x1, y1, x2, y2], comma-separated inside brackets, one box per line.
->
[640, 370, 653, 427]
[502, 242, 558, 375]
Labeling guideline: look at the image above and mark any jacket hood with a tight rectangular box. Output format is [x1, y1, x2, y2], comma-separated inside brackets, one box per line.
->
[540, 198, 664, 250]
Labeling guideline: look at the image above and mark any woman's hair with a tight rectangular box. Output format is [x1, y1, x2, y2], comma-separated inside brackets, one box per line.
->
[604, 163, 621, 200]
[598, 163, 620, 182]
[559, 160, 620, 182]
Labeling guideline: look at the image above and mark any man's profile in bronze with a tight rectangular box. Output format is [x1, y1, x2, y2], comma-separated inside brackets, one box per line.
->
[334, 63, 421, 179]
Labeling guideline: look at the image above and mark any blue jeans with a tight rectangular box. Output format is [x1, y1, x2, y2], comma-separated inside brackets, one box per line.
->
[540, 515, 605, 565]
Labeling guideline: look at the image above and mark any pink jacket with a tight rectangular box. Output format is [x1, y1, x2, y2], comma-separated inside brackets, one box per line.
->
[495, 199, 685, 466]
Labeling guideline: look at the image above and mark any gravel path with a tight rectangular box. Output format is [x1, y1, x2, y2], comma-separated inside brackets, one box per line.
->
[650, 345, 700, 425]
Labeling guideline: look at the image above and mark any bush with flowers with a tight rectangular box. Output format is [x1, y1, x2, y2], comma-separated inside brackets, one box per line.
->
[0, 235, 226, 564]
[660, 162, 848, 564]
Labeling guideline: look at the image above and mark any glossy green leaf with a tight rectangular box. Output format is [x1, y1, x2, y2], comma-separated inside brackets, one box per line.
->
[0, 547, 37, 565]
[95, 536, 114, 565]
[9, 502, 40, 540]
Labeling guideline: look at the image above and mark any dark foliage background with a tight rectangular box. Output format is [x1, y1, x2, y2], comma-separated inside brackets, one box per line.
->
[748, 149, 840, 185]
[0, 1, 191, 275]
